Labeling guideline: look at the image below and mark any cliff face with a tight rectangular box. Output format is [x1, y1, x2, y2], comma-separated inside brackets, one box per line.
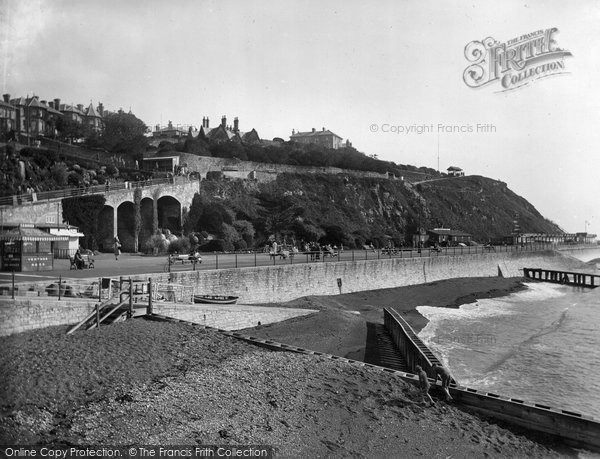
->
[194, 173, 561, 247]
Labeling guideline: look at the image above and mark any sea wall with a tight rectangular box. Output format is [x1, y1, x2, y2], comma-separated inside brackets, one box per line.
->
[556, 246, 600, 263]
[156, 249, 581, 304]
[0, 249, 583, 336]
[0, 298, 98, 336]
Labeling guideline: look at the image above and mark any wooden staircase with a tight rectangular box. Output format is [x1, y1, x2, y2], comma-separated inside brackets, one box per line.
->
[67, 297, 131, 334]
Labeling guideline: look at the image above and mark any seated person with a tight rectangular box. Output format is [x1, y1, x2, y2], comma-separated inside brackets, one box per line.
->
[74, 250, 84, 269]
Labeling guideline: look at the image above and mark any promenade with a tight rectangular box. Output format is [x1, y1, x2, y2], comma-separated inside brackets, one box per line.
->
[0, 243, 563, 285]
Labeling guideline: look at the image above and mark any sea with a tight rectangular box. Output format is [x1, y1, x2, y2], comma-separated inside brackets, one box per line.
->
[417, 280, 600, 419]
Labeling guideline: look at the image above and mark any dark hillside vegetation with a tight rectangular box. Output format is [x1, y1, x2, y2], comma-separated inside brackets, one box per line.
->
[183, 173, 562, 249]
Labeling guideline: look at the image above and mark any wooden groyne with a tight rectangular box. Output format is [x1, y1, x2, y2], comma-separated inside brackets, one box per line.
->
[383, 307, 600, 453]
[524, 268, 599, 288]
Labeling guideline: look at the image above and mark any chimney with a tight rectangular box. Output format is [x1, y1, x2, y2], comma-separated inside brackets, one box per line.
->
[2, 94, 10, 103]
[49, 101, 54, 109]
[221, 116, 227, 128]
[312, 128, 315, 132]
[54, 98, 60, 110]
[206, 117, 209, 128]
[233, 117, 239, 133]
[41, 100, 47, 106]
[98, 102, 104, 116]
[77, 104, 84, 112]
[202, 117, 206, 128]
[155, 124, 160, 132]
[322, 127, 325, 131]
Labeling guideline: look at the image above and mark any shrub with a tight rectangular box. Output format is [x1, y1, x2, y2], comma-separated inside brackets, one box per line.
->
[144, 234, 168, 254]
[200, 239, 233, 252]
[168, 237, 191, 254]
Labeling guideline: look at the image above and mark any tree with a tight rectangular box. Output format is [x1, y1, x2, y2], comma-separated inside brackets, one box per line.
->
[86, 110, 148, 157]
[56, 117, 91, 142]
[62, 195, 106, 250]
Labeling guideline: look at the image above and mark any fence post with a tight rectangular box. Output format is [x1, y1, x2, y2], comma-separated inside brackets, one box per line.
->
[11, 270, 15, 299]
[96, 304, 100, 329]
[235, 253, 238, 269]
[216, 253, 219, 270]
[254, 251, 257, 267]
[128, 278, 133, 319]
[119, 276, 124, 303]
[98, 277, 102, 301]
[58, 275, 62, 301]
[148, 278, 153, 315]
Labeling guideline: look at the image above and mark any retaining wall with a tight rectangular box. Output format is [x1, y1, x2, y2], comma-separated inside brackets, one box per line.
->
[156, 249, 583, 304]
[0, 249, 584, 336]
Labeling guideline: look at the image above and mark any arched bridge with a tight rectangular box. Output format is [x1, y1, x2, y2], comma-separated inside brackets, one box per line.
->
[1, 177, 201, 252]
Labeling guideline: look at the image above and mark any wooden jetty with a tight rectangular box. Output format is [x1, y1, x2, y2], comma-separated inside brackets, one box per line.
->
[523, 268, 599, 288]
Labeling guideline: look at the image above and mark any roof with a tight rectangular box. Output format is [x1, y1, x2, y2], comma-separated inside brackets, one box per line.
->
[48, 228, 85, 237]
[447, 166, 463, 171]
[291, 129, 343, 140]
[0, 100, 15, 110]
[85, 103, 100, 118]
[59, 104, 85, 115]
[428, 228, 471, 237]
[0, 226, 69, 242]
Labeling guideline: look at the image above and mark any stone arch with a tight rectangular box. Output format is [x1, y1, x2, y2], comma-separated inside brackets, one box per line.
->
[98, 205, 115, 252]
[117, 201, 136, 252]
[157, 195, 182, 235]
[139, 197, 154, 251]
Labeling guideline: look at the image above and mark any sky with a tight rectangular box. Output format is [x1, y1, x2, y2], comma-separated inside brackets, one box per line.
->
[1, 0, 599, 236]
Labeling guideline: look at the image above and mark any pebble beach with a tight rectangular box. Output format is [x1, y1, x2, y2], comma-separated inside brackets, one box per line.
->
[0, 277, 577, 457]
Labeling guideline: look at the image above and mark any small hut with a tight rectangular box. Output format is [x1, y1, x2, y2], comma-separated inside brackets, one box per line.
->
[0, 224, 68, 271]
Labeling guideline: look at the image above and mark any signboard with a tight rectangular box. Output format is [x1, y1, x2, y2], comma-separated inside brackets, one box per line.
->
[1, 242, 21, 272]
[22, 254, 53, 272]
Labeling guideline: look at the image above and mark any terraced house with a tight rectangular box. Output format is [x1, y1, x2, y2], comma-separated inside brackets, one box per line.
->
[0, 93, 105, 141]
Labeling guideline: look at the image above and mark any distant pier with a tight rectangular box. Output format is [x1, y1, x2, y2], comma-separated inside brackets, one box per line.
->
[523, 268, 599, 288]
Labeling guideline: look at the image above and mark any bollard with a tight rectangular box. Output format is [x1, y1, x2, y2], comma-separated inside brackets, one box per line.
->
[254, 252, 257, 267]
[235, 253, 238, 269]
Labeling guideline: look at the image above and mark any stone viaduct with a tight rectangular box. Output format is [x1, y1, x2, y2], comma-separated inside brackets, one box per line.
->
[0, 177, 200, 251]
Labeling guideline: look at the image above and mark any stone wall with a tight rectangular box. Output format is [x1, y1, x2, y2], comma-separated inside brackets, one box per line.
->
[0, 249, 582, 336]
[0, 298, 97, 336]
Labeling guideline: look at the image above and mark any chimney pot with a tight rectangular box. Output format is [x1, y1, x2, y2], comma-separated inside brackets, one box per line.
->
[54, 98, 60, 110]
[312, 128, 315, 132]
[322, 127, 325, 131]
[2, 94, 10, 103]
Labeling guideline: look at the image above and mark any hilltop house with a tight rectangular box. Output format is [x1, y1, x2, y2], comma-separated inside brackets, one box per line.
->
[290, 127, 345, 149]
[447, 166, 465, 177]
[198, 116, 261, 145]
[413, 228, 472, 247]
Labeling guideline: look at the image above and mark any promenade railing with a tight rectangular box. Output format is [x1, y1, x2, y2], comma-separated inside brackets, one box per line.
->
[1, 242, 596, 299]
[0, 176, 180, 207]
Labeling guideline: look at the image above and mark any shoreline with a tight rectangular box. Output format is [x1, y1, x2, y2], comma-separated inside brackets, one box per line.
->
[246, 276, 528, 358]
[0, 276, 576, 456]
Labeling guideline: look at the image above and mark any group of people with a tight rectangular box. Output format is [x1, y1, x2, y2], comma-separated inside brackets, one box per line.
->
[415, 363, 453, 406]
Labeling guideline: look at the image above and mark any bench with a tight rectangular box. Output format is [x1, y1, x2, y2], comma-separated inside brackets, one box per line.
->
[70, 254, 94, 269]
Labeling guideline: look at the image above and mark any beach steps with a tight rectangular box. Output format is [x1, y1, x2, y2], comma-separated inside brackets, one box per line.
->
[364, 323, 409, 371]
[66, 298, 131, 334]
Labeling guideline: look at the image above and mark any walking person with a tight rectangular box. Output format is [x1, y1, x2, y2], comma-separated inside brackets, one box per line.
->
[432, 364, 454, 402]
[415, 365, 434, 406]
[113, 236, 121, 261]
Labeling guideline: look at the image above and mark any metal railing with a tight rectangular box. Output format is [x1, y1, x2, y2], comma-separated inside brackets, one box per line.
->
[0, 176, 180, 207]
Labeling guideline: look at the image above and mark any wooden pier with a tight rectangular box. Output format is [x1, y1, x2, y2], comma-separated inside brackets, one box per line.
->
[523, 268, 599, 288]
